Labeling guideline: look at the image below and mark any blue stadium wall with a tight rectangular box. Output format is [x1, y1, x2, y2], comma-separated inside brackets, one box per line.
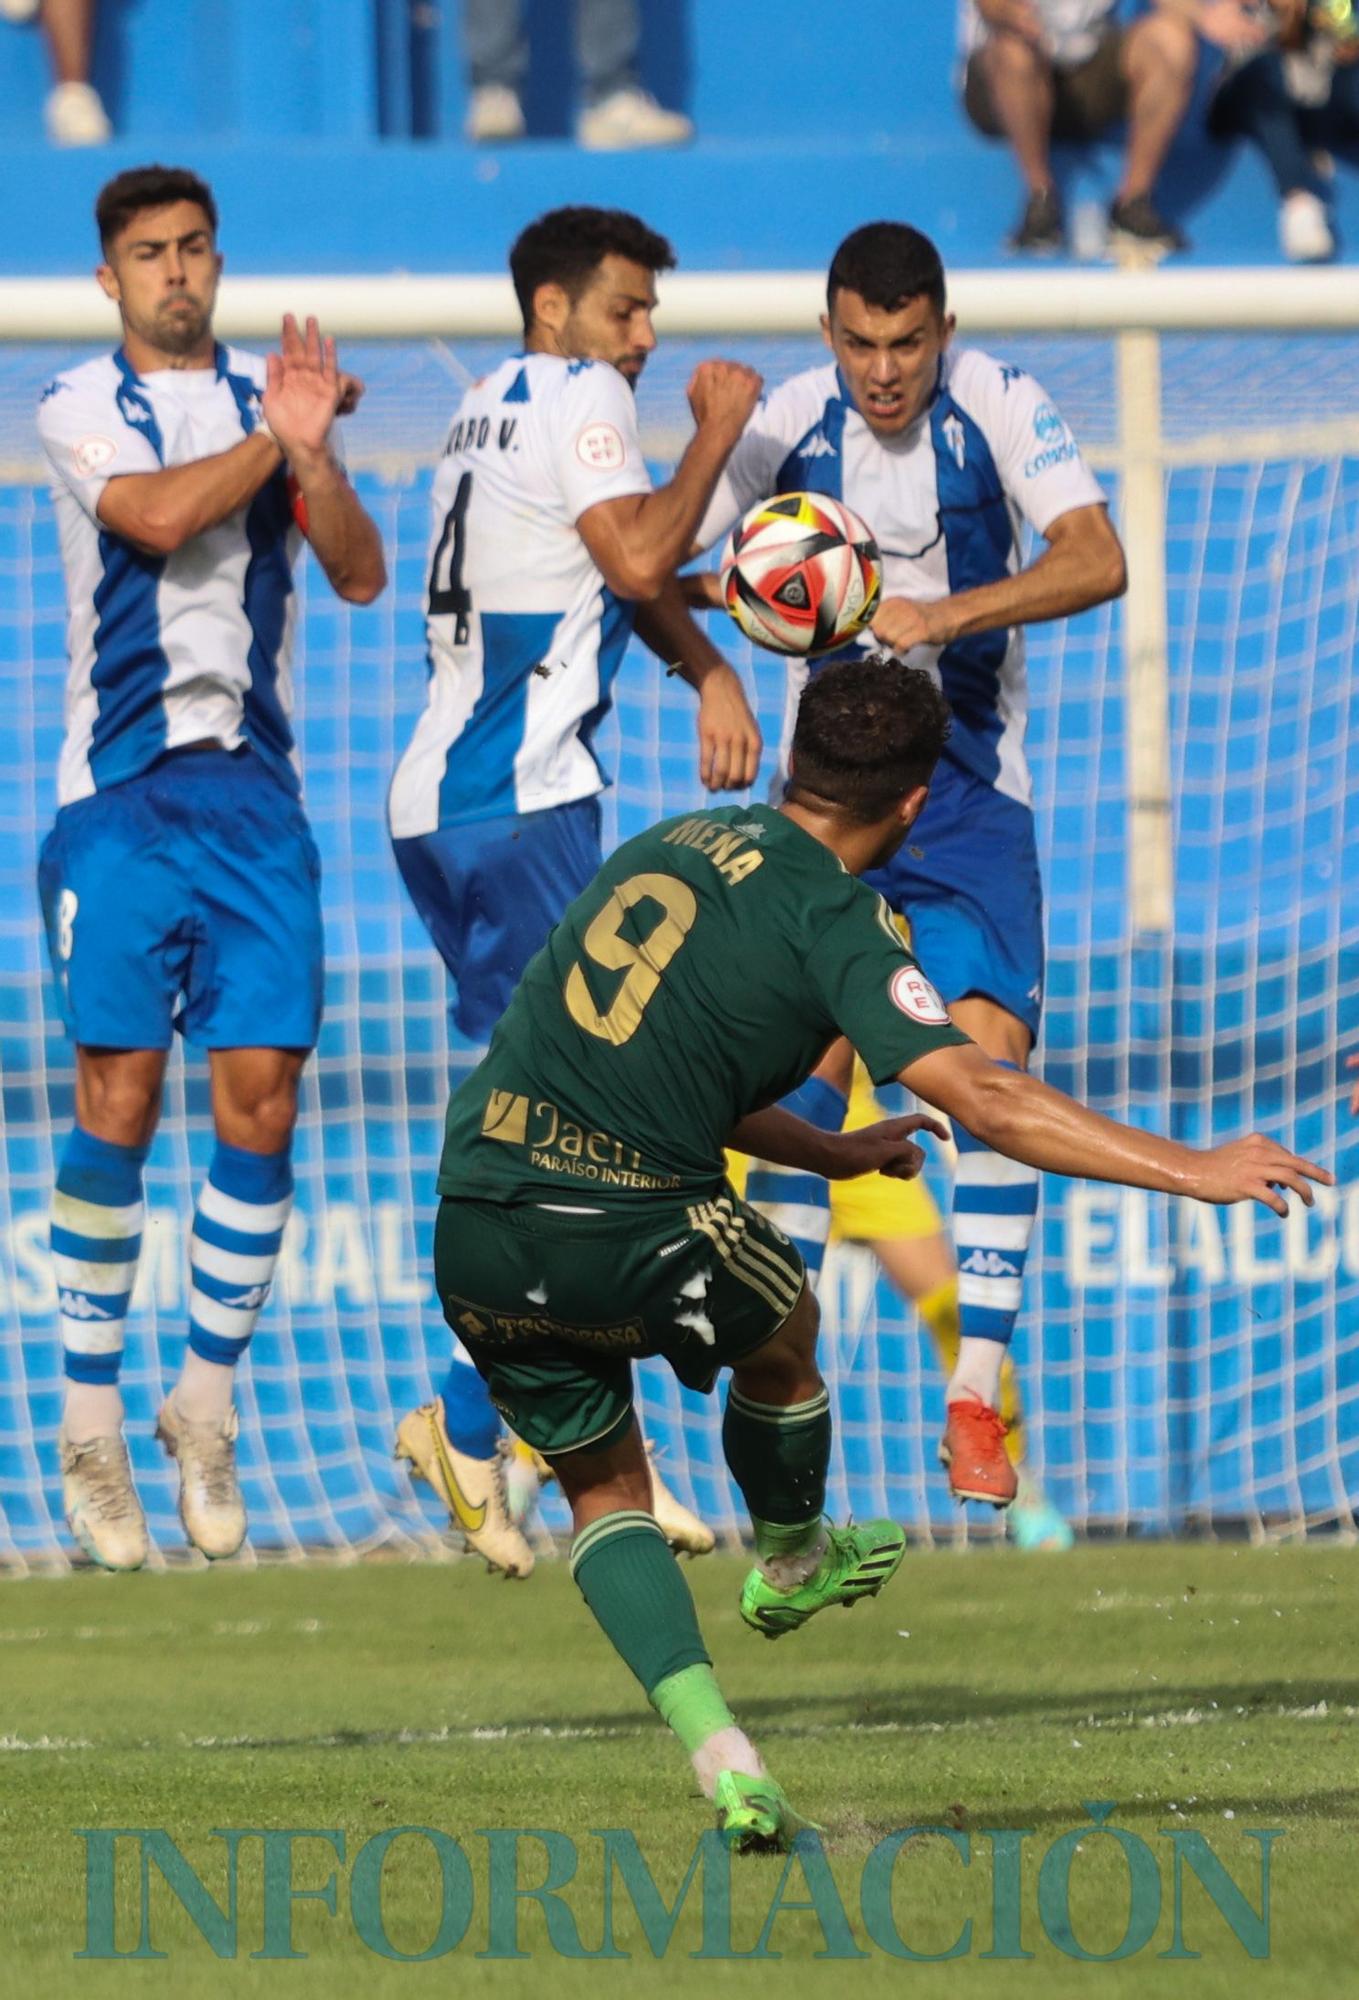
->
[2, 0, 1357, 272]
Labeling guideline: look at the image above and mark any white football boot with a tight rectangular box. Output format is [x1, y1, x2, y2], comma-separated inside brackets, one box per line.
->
[516, 1434, 716, 1556]
[155, 1400, 247, 1560]
[395, 1401, 534, 1577]
[60, 1428, 148, 1571]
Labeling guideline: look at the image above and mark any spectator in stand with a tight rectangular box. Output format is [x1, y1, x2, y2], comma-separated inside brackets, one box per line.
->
[960, 0, 1269, 255]
[0, 0, 110, 146]
[464, 0, 692, 149]
[1210, 0, 1359, 260]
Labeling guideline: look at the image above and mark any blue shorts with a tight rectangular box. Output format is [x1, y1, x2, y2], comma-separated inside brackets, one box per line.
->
[865, 757, 1045, 1039]
[393, 796, 603, 1042]
[37, 747, 324, 1051]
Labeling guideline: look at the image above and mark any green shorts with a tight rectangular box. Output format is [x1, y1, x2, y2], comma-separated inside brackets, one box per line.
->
[433, 1188, 807, 1458]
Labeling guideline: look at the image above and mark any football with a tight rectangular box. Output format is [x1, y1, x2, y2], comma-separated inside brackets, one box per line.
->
[719, 491, 882, 656]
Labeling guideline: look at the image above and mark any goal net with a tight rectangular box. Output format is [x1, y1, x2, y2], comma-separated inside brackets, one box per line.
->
[0, 274, 1355, 1567]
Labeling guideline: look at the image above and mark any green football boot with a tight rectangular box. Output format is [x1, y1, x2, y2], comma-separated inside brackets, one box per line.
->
[739, 1520, 907, 1640]
[714, 1772, 819, 1854]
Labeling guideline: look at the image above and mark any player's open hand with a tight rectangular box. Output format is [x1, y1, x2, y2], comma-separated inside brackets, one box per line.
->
[1189, 1134, 1334, 1217]
[687, 361, 762, 442]
[263, 314, 344, 460]
[871, 597, 945, 655]
[823, 1113, 949, 1183]
[696, 662, 761, 790]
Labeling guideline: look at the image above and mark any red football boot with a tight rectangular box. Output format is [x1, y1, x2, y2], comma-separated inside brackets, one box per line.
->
[939, 1397, 1019, 1509]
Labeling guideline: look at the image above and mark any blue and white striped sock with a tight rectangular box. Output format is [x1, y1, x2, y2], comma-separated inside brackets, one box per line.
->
[950, 1065, 1039, 1403]
[187, 1141, 294, 1366]
[745, 1075, 846, 1287]
[52, 1126, 149, 1389]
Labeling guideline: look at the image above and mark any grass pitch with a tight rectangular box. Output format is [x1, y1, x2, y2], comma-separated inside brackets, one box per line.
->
[2, 1542, 1354, 1997]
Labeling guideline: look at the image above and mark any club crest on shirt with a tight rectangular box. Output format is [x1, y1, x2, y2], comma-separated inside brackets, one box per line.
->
[71, 435, 116, 477]
[889, 963, 950, 1025]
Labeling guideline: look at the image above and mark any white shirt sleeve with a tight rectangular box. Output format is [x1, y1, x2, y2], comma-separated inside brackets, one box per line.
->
[36, 369, 163, 524]
[957, 350, 1109, 538]
[552, 362, 652, 524]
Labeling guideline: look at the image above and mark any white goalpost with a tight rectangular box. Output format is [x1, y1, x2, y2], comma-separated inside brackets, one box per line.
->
[0, 268, 1355, 1569]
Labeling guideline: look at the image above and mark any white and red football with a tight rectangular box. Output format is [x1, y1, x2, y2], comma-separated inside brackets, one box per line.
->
[719, 491, 882, 657]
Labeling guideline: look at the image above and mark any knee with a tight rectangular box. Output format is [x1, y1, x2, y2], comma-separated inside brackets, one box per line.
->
[984, 28, 1049, 83]
[76, 1069, 161, 1148]
[216, 1080, 299, 1154]
[1125, 11, 1196, 82]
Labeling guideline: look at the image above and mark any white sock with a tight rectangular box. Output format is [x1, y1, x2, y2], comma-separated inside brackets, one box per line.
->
[172, 1349, 236, 1423]
[947, 1336, 1005, 1409]
[692, 1726, 766, 1800]
[63, 1380, 124, 1443]
[758, 1529, 828, 1593]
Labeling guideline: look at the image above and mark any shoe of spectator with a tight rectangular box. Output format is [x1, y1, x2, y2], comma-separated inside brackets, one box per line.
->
[0, 0, 41, 22]
[1008, 187, 1065, 255]
[46, 81, 111, 146]
[1107, 194, 1186, 256]
[1280, 190, 1333, 264]
[578, 88, 693, 151]
[466, 83, 526, 143]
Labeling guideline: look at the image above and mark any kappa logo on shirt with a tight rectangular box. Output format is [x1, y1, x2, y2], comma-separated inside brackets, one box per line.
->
[799, 433, 838, 459]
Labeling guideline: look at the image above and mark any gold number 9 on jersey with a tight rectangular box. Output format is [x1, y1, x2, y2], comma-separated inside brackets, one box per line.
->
[564, 872, 698, 1046]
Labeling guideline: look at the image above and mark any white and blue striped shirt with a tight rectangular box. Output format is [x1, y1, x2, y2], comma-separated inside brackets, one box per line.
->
[698, 347, 1106, 808]
[388, 353, 652, 837]
[37, 344, 303, 807]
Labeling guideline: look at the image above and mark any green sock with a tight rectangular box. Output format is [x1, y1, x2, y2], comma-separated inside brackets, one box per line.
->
[571, 1510, 710, 1696]
[651, 1663, 737, 1754]
[723, 1384, 831, 1543]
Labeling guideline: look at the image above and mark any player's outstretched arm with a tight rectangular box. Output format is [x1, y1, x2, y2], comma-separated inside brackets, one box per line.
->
[263, 316, 386, 606]
[633, 576, 761, 790]
[96, 434, 283, 555]
[576, 361, 761, 601]
[730, 1106, 946, 1182]
[901, 1043, 1333, 1216]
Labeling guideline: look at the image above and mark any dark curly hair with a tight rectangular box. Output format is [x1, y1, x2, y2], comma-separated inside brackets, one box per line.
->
[788, 654, 951, 822]
[827, 221, 946, 320]
[510, 206, 676, 331]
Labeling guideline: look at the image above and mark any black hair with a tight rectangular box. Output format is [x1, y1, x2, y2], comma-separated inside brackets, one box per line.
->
[509, 206, 676, 330]
[96, 165, 218, 255]
[826, 221, 946, 319]
[788, 654, 951, 822]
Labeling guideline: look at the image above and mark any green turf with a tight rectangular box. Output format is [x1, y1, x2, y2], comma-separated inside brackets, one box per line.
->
[2, 1543, 1353, 1996]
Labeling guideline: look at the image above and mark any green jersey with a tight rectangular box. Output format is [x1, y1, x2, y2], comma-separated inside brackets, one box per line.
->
[437, 804, 970, 1208]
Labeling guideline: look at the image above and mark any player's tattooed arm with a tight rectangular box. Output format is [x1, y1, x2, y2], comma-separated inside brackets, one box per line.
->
[730, 1106, 946, 1182]
[633, 576, 761, 790]
[264, 315, 386, 605]
[871, 502, 1126, 653]
[901, 1043, 1334, 1217]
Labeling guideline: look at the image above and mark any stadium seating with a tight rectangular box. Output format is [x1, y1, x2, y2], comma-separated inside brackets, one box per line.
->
[0, 0, 1355, 271]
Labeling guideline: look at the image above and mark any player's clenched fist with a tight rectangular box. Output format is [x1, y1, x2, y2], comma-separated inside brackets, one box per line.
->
[687, 360, 763, 440]
[1189, 1133, 1334, 1217]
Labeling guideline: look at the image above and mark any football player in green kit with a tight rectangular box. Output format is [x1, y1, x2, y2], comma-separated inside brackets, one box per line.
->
[432, 654, 1330, 1853]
